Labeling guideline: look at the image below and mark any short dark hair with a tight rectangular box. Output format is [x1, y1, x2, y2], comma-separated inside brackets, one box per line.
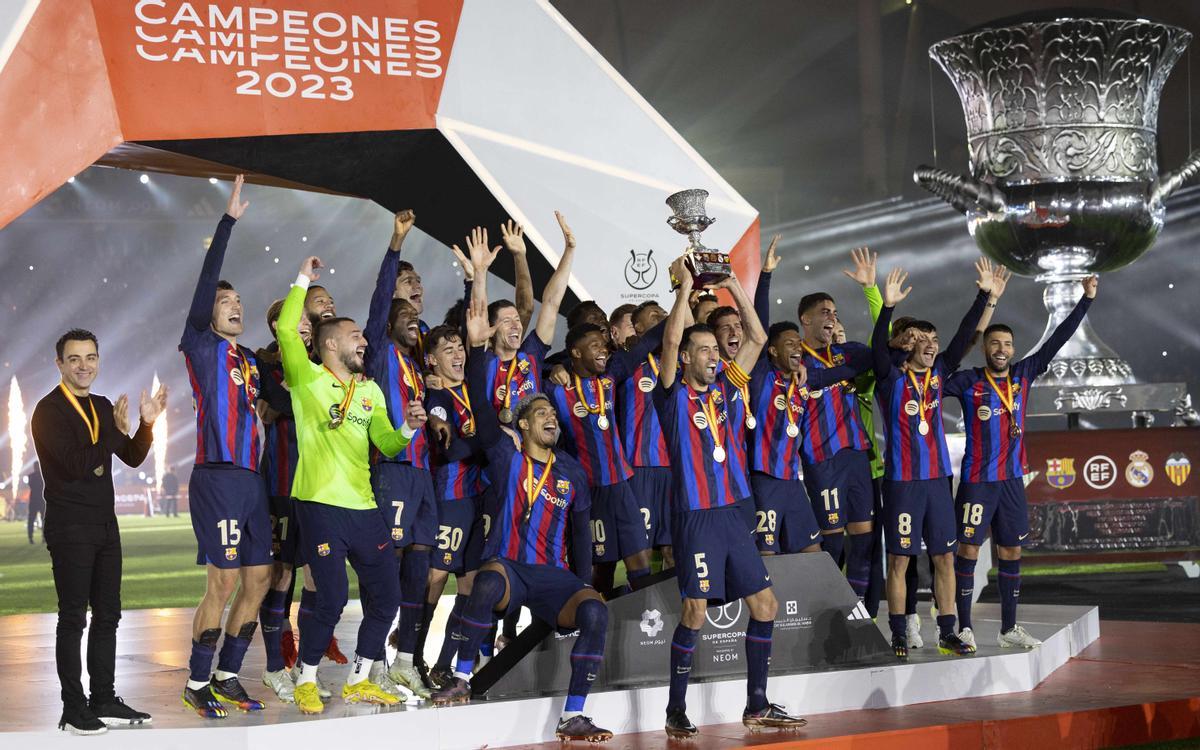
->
[767, 321, 800, 346]
[305, 284, 327, 297]
[217, 280, 234, 292]
[55, 329, 98, 360]
[632, 300, 664, 328]
[266, 298, 285, 334]
[797, 292, 834, 318]
[566, 323, 605, 353]
[706, 305, 739, 327]
[681, 323, 715, 351]
[488, 299, 518, 325]
[396, 260, 415, 277]
[608, 304, 637, 328]
[892, 315, 917, 335]
[983, 323, 1014, 340]
[388, 297, 418, 330]
[567, 300, 606, 330]
[424, 324, 462, 355]
[314, 316, 355, 351]
[443, 299, 466, 330]
[515, 391, 552, 424]
[908, 320, 937, 334]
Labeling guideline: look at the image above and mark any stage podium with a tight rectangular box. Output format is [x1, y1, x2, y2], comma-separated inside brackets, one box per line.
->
[471, 552, 891, 700]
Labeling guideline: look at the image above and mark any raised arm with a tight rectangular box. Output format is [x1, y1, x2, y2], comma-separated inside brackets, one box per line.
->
[533, 212, 577, 345]
[500, 220, 535, 332]
[874, 267, 911, 380]
[659, 257, 694, 389]
[941, 258, 995, 373]
[185, 175, 247, 335]
[365, 210, 416, 351]
[280, 258, 324, 388]
[1026, 276, 1097, 375]
[753, 234, 781, 329]
[465, 287, 504, 450]
[715, 269, 767, 374]
[966, 262, 1011, 349]
[610, 317, 667, 382]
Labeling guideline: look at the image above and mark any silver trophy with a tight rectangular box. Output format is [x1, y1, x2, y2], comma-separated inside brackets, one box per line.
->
[915, 15, 1200, 413]
[666, 188, 731, 287]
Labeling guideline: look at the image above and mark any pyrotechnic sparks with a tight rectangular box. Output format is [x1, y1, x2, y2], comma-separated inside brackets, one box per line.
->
[8, 376, 26, 506]
[151, 373, 167, 491]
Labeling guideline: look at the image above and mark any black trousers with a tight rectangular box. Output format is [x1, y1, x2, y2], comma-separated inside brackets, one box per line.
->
[46, 520, 122, 709]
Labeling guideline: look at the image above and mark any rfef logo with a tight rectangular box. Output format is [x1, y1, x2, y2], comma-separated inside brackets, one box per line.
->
[624, 249, 657, 290]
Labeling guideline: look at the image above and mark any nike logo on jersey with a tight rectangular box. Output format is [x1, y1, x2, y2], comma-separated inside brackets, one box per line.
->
[377, 542, 389, 550]
[810, 531, 821, 540]
[1018, 533, 1029, 541]
[946, 540, 956, 547]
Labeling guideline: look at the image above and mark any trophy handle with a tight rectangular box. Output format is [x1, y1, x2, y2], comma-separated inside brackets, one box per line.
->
[913, 166, 1007, 214]
[666, 216, 682, 228]
[1150, 148, 1200, 206]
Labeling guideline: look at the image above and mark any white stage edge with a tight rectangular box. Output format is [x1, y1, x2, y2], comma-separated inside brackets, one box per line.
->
[2, 603, 1099, 750]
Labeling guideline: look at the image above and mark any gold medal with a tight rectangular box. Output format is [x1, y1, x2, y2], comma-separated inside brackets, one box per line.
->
[573, 373, 609, 432]
[1010, 424, 1022, 439]
[499, 408, 513, 424]
[984, 370, 1021, 441]
[323, 366, 356, 430]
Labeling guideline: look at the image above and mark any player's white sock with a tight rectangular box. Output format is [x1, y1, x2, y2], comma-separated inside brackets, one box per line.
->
[347, 654, 372, 685]
[186, 679, 209, 691]
[561, 711, 582, 721]
[214, 670, 237, 681]
[396, 652, 414, 668]
[296, 662, 319, 686]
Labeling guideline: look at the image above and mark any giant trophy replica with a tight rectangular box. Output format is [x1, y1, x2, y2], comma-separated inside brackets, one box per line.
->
[665, 188, 732, 288]
[915, 14, 1199, 421]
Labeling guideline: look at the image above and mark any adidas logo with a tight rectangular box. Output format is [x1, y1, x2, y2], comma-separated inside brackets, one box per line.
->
[845, 601, 871, 621]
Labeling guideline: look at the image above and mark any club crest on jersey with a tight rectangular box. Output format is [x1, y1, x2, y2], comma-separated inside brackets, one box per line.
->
[1125, 451, 1153, 488]
[556, 479, 571, 495]
[594, 544, 605, 557]
[698, 579, 710, 593]
[572, 401, 589, 418]
[1166, 453, 1191, 486]
[692, 411, 709, 430]
[638, 376, 655, 392]
[833, 353, 845, 365]
[224, 547, 238, 561]
[1046, 458, 1076, 489]
[517, 358, 530, 373]
[712, 390, 723, 404]
[764, 533, 775, 547]
[316, 543, 330, 557]
[360, 397, 373, 412]
[930, 375, 941, 390]
[443, 552, 453, 566]
[977, 405, 992, 421]
[827, 512, 839, 525]
[392, 527, 404, 541]
[900, 537, 911, 549]
[963, 526, 975, 539]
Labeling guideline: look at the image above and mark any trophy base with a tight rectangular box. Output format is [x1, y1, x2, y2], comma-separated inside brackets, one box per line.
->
[686, 251, 732, 288]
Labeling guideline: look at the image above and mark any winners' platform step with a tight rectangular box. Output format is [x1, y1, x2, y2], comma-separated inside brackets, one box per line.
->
[0, 602, 1102, 749]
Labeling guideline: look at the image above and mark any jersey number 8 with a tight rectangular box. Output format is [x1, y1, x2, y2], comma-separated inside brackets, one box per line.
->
[897, 513, 912, 536]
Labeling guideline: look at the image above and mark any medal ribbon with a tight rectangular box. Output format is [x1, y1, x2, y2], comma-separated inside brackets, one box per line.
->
[523, 453, 555, 523]
[233, 348, 255, 403]
[447, 383, 474, 434]
[721, 358, 751, 414]
[800, 343, 835, 368]
[499, 355, 520, 411]
[783, 377, 799, 431]
[572, 373, 607, 420]
[59, 382, 100, 444]
[907, 368, 931, 426]
[984, 370, 1017, 423]
[323, 366, 357, 429]
[647, 353, 660, 380]
[695, 387, 724, 454]
[396, 350, 424, 401]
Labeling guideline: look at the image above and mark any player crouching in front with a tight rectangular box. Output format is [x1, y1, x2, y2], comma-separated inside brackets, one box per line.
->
[428, 273, 613, 743]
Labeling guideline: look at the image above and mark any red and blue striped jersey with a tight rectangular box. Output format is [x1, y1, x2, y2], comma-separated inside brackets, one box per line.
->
[180, 214, 260, 470]
[871, 293, 988, 482]
[548, 375, 633, 487]
[748, 358, 866, 480]
[798, 343, 872, 466]
[426, 386, 485, 500]
[363, 245, 429, 469]
[484, 334, 549, 418]
[258, 361, 297, 497]
[619, 357, 669, 467]
[653, 362, 752, 513]
[947, 295, 1093, 483]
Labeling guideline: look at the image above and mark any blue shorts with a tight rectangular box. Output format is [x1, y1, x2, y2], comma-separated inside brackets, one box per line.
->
[371, 462, 437, 548]
[628, 467, 673, 547]
[803, 449, 875, 531]
[268, 495, 298, 565]
[673, 504, 771, 605]
[432, 495, 487, 575]
[882, 478, 957, 556]
[956, 477, 1030, 548]
[590, 480, 651, 563]
[189, 465, 272, 569]
[734, 495, 758, 534]
[495, 557, 590, 628]
[750, 472, 821, 553]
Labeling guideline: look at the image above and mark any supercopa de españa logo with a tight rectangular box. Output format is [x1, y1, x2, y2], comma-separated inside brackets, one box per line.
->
[624, 249, 657, 290]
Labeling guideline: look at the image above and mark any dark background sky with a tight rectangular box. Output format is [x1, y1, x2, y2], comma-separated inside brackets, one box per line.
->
[1, 1, 1198, 490]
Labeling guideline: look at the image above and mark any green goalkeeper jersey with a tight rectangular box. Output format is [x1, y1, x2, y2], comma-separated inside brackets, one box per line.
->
[279, 278, 412, 509]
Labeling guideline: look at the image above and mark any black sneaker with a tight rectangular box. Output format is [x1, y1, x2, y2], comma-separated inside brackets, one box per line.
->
[414, 660, 435, 690]
[209, 675, 266, 712]
[182, 683, 228, 718]
[89, 695, 152, 726]
[428, 665, 453, 690]
[555, 715, 613, 742]
[938, 631, 976, 656]
[742, 702, 807, 731]
[665, 709, 698, 738]
[59, 705, 107, 735]
[892, 633, 909, 660]
[431, 675, 471, 705]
